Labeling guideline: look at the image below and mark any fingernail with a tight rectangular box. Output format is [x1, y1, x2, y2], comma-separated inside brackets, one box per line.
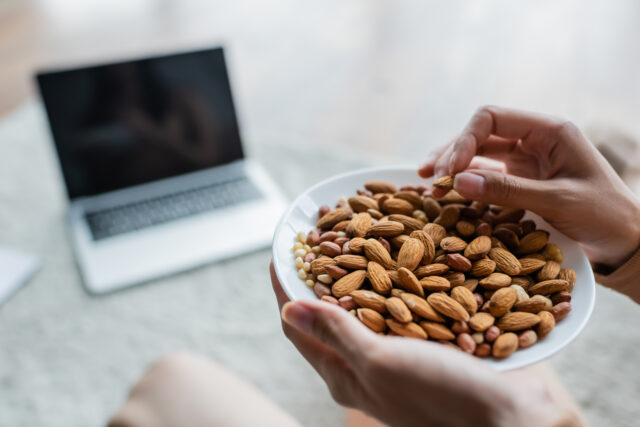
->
[454, 172, 485, 198]
[281, 302, 313, 332]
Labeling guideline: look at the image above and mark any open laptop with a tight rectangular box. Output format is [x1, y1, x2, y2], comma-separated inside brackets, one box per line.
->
[36, 47, 287, 294]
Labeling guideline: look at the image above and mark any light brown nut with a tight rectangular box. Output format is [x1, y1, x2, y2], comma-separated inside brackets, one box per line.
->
[334, 255, 368, 270]
[349, 237, 367, 253]
[364, 239, 393, 268]
[422, 197, 442, 221]
[528, 279, 570, 296]
[510, 275, 534, 290]
[518, 330, 538, 349]
[306, 230, 321, 246]
[390, 288, 404, 298]
[324, 264, 348, 280]
[514, 294, 552, 313]
[367, 221, 405, 237]
[357, 308, 386, 332]
[475, 343, 492, 358]
[331, 270, 367, 298]
[558, 268, 577, 292]
[319, 241, 342, 257]
[484, 325, 500, 343]
[493, 227, 520, 250]
[517, 230, 549, 255]
[321, 295, 339, 304]
[542, 243, 564, 263]
[451, 286, 477, 315]
[348, 212, 372, 238]
[471, 259, 496, 277]
[518, 257, 547, 275]
[551, 291, 572, 305]
[390, 234, 410, 248]
[489, 287, 517, 317]
[316, 208, 352, 230]
[332, 220, 351, 232]
[451, 321, 470, 334]
[311, 256, 337, 276]
[456, 333, 476, 354]
[350, 290, 387, 313]
[313, 282, 332, 298]
[389, 214, 424, 232]
[490, 237, 506, 249]
[492, 332, 519, 358]
[382, 198, 414, 215]
[463, 236, 492, 260]
[397, 238, 425, 271]
[510, 284, 529, 302]
[446, 254, 472, 272]
[471, 332, 485, 345]
[394, 191, 423, 208]
[476, 222, 493, 237]
[385, 297, 413, 323]
[367, 261, 392, 295]
[469, 312, 495, 332]
[348, 195, 379, 213]
[433, 175, 454, 190]
[434, 204, 461, 229]
[488, 247, 521, 276]
[414, 263, 450, 278]
[551, 302, 572, 322]
[423, 223, 447, 247]
[537, 261, 561, 281]
[364, 181, 397, 194]
[440, 236, 467, 252]
[456, 220, 476, 237]
[497, 312, 541, 331]
[397, 267, 426, 297]
[400, 293, 446, 322]
[463, 279, 479, 293]
[443, 272, 466, 288]
[420, 321, 455, 340]
[427, 293, 470, 322]
[479, 273, 512, 290]
[420, 276, 451, 292]
[536, 310, 556, 339]
[385, 319, 427, 339]
[368, 208, 383, 219]
[409, 230, 436, 264]
[493, 207, 525, 224]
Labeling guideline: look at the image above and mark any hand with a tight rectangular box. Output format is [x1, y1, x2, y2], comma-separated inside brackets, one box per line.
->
[270, 263, 582, 427]
[419, 106, 640, 268]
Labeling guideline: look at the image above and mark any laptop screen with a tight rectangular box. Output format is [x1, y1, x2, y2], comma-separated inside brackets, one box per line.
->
[37, 47, 245, 199]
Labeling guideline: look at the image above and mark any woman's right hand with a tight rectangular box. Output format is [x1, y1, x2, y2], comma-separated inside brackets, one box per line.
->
[418, 106, 640, 269]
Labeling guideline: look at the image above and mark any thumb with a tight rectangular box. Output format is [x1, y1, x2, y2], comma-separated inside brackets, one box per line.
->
[282, 300, 374, 362]
[453, 170, 556, 212]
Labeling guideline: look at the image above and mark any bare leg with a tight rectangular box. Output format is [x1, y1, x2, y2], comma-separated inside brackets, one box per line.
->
[108, 352, 301, 427]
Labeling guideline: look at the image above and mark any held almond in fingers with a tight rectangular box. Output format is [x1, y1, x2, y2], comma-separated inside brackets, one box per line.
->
[357, 308, 386, 332]
[469, 312, 495, 332]
[316, 208, 351, 230]
[464, 236, 492, 260]
[427, 293, 470, 322]
[420, 276, 451, 292]
[489, 287, 517, 317]
[385, 297, 413, 323]
[433, 175, 454, 190]
[492, 332, 519, 358]
[400, 293, 446, 322]
[397, 267, 426, 297]
[488, 248, 521, 276]
[451, 286, 477, 315]
[397, 238, 425, 271]
[350, 290, 387, 313]
[364, 239, 393, 268]
[386, 319, 428, 339]
[331, 270, 367, 298]
[528, 279, 569, 296]
[367, 261, 392, 295]
[497, 312, 541, 331]
[537, 310, 556, 339]
[420, 321, 455, 340]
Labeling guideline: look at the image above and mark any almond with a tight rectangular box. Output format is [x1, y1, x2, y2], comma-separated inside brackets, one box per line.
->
[510, 284, 529, 302]
[397, 267, 426, 297]
[479, 273, 512, 290]
[451, 286, 477, 315]
[489, 287, 517, 317]
[488, 247, 521, 275]
[558, 268, 577, 292]
[446, 253, 472, 272]
[427, 293, 470, 322]
[422, 197, 442, 221]
[528, 279, 569, 296]
[319, 241, 342, 257]
[537, 261, 561, 281]
[357, 308, 386, 332]
[469, 312, 495, 332]
[382, 198, 414, 215]
[423, 223, 447, 247]
[389, 214, 424, 232]
[456, 220, 476, 237]
[350, 290, 387, 313]
[367, 221, 404, 237]
[510, 275, 534, 290]
[551, 302, 571, 321]
[409, 230, 436, 264]
[443, 271, 465, 287]
[348, 195, 378, 213]
[334, 255, 368, 270]
[397, 238, 424, 271]
[440, 236, 467, 252]
[517, 230, 549, 255]
[400, 293, 445, 322]
[420, 321, 455, 340]
[497, 312, 541, 331]
[433, 175, 454, 190]
[365, 181, 397, 194]
[316, 208, 351, 230]
[393, 191, 423, 209]
[311, 256, 337, 276]
[542, 243, 563, 263]
[536, 310, 556, 339]
[349, 237, 367, 253]
[331, 270, 366, 298]
[364, 239, 393, 268]
[420, 276, 451, 292]
[463, 236, 491, 260]
[414, 263, 450, 278]
[514, 294, 552, 313]
[386, 319, 427, 339]
[462, 279, 479, 292]
[518, 330, 538, 348]
[471, 259, 496, 277]
[324, 264, 348, 280]
[386, 297, 413, 323]
[367, 261, 392, 295]
[518, 257, 546, 275]
[347, 212, 372, 238]
[492, 332, 519, 358]
[390, 234, 410, 248]
[434, 204, 460, 229]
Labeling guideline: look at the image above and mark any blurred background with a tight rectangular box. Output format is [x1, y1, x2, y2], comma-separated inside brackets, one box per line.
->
[0, 0, 639, 426]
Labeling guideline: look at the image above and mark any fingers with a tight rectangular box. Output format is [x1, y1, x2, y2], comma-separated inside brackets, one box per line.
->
[453, 169, 558, 212]
[270, 261, 290, 310]
[418, 142, 451, 178]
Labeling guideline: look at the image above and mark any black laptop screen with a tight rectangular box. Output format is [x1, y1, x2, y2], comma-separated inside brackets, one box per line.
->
[37, 47, 245, 199]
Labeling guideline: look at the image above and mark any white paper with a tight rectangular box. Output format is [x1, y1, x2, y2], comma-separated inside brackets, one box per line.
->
[0, 247, 39, 306]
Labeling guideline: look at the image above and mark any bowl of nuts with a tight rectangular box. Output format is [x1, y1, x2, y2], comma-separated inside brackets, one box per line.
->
[272, 166, 595, 371]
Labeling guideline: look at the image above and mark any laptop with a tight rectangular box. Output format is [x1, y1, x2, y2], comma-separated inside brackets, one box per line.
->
[36, 47, 288, 294]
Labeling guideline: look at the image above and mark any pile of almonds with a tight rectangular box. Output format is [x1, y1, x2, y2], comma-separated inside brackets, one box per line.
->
[292, 178, 576, 359]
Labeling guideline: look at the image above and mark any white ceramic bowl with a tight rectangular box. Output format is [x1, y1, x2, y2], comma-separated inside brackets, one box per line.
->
[272, 166, 595, 371]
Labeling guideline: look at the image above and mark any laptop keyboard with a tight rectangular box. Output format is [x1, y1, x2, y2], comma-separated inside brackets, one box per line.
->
[85, 176, 262, 241]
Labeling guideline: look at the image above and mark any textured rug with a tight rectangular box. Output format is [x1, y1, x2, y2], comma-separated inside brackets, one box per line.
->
[0, 101, 638, 426]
